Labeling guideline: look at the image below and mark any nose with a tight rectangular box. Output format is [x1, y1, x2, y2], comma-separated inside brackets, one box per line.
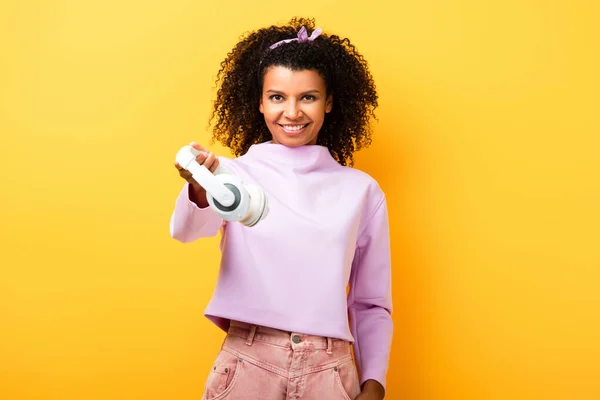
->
[283, 100, 302, 120]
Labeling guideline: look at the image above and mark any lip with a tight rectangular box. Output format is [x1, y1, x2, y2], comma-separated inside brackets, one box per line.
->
[278, 123, 310, 135]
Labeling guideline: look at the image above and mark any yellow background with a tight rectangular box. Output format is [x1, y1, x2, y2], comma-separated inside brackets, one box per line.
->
[1, 0, 599, 399]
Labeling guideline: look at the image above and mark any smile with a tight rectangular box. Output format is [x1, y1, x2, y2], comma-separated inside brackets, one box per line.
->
[279, 123, 310, 134]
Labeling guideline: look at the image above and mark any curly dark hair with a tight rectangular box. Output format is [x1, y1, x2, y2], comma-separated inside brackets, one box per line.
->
[208, 17, 378, 166]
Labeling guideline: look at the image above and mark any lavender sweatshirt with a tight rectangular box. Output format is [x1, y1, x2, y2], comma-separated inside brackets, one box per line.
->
[170, 142, 393, 389]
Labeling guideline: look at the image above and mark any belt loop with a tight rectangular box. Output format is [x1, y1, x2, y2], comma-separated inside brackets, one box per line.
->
[246, 325, 257, 346]
[326, 337, 333, 355]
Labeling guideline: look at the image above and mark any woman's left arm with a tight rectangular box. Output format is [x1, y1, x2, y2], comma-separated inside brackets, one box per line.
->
[348, 194, 393, 399]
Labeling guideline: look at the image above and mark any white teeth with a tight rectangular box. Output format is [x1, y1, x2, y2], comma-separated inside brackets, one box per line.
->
[281, 124, 307, 131]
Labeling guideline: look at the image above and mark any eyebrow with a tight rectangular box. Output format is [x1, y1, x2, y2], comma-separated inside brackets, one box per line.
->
[266, 89, 322, 95]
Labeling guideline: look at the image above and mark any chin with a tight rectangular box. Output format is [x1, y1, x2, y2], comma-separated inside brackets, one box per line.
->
[272, 133, 319, 147]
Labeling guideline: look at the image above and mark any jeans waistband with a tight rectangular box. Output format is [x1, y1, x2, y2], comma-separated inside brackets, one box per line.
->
[227, 320, 349, 354]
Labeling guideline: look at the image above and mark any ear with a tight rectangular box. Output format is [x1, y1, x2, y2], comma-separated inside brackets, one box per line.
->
[325, 94, 333, 113]
[259, 97, 264, 114]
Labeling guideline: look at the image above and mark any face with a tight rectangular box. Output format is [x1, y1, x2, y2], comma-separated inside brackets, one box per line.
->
[259, 66, 333, 147]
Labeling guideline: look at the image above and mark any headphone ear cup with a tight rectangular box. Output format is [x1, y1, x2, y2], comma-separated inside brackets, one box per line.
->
[241, 184, 269, 227]
[206, 174, 249, 221]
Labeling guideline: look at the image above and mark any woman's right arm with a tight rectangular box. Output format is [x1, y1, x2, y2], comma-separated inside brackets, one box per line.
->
[169, 142, 224, 242]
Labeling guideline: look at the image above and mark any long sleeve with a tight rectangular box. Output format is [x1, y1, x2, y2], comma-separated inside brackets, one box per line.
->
[169, 182, 224, 242]
[348, 195, 393, 391]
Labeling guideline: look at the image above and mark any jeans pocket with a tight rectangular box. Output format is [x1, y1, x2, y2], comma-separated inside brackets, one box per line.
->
[334, 359, 362, 400]
[202, 350, 242, 400]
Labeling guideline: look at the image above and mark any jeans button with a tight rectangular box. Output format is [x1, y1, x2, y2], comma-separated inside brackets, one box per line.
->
[292, 335, 301, 344]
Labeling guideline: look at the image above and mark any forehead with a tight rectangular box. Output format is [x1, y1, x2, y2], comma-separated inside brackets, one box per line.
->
[262, 66, 326, 92]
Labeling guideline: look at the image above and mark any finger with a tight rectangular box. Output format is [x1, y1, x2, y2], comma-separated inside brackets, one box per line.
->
[176, 165, 186, 175]
[203, 153, 216, 171]
[175, 162, 188, 176]
[195, 151, 208, 165]
[190, 142, 207, 152]
[208, 157, 220, 174]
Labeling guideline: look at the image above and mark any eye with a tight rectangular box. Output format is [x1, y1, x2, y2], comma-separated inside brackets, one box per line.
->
[269, 94, 283, 101]
[303, 95, 316, 101]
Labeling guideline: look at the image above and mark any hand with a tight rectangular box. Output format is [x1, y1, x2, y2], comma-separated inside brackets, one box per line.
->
[174, 142, 220, 185]
[354, 379, 385, 400]
[174, 142, 220, 208]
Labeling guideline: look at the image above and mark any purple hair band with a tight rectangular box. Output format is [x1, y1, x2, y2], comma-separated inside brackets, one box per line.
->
[269, 26, 323, 50]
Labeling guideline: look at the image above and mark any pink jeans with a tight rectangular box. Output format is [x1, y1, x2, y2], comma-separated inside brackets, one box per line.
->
[201, 321, 362, 400]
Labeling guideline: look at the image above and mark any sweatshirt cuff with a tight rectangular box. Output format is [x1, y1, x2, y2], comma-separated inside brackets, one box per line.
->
[170, 183, 223, 241]
[360, 363, 388, 392]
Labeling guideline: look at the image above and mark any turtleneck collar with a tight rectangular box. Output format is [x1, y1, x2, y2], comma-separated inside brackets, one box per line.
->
[243, 141, 340, 170]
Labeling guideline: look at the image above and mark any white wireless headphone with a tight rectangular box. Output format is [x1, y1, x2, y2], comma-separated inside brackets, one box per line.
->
[175, 145, 269, 227]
